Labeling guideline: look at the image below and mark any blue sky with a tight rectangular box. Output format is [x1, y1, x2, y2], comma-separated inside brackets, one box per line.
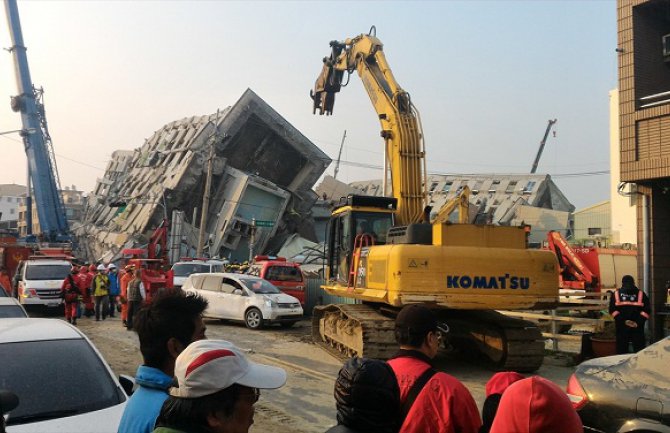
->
[0, 1, 617, 209]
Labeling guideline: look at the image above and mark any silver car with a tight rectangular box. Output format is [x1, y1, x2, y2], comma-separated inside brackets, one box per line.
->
[1, 318, 128, 432]
[182, 272, 303, 329]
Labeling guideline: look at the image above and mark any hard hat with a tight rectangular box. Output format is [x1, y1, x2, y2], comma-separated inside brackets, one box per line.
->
[89, 264, 97, 272]
[108, 263, 117, 270]
[97, 264, 106, 271]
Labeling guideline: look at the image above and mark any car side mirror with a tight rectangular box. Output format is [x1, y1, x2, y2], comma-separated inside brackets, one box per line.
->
[118, 375, 136, 396]
[233, 288, 244, 296]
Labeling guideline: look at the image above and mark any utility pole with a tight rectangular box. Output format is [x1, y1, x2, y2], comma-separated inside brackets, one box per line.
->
[530, 119, 557, 174]
[249, 218, 256, 262]
[196, 111, 219, 257]
[333, 130, 346, 180]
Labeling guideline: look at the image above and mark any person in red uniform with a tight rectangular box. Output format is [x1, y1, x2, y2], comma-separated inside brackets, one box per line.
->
[119, 264, 134, 327]
[479, 371, 525, 433]
[387, 304, 481, 433]
[609, 274, 651, 354]
[77, 263, 94, 317]
[60, 266, 82, 325]
[489, 376, 583, 433]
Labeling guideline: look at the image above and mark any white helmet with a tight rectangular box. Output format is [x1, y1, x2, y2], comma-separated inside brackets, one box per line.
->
[97, 264, 106, 271]
[108, 263, 117, 270]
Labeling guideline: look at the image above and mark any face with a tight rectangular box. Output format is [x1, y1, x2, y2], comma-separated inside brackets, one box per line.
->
[208, 386, 259, 433]
[192, 316, 207, 342]
[426, 330, 441, 359]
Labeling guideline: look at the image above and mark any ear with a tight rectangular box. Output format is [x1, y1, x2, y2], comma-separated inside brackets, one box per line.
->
[167, 337, 185, 359]
[207, 411, 226, 431]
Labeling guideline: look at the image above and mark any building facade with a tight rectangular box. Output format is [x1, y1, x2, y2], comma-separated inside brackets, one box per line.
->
[617, 0, 670, 340]
[17, 186, 85, 237]
[573, 201, 612, 244]
[0, 184, 25, 231]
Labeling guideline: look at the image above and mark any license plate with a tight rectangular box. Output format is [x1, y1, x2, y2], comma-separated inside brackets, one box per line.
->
[47, 302, 61, 307]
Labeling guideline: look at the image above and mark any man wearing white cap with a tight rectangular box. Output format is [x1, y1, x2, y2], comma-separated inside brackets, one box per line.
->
[153, 339, 287, 433]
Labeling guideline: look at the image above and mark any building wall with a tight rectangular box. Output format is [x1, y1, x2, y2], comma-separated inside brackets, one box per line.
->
[618, 0, 670, 341]
[17, 188, 85, 236]
[573, 201, 612, 242]
[609, 89, 638, 244]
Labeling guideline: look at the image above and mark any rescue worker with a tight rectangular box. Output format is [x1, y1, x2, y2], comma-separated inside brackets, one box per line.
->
[107, 263, 120, 318]
[489, 376, 583, 433]
[119, 264, 135, 327]
[479, 372, 525, 433]
[60, 266, 82, 325]
[78, 263, 95, 317]
[609, 274, 651, 354]
[126, 268, 144, 330]
[91, 264, 110, 321]
[0, 267, 11, 296]
[387, 304, 481, 433]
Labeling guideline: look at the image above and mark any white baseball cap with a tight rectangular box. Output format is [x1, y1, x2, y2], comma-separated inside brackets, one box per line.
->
[170, 340, 287, 398]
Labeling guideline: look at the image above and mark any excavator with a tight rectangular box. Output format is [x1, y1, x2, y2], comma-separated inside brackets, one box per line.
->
[310, 27, 559, 372]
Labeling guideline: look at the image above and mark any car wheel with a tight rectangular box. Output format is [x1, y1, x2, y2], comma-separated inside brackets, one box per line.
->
[245, 308, 264, 329]
[280, 321, 297, 328]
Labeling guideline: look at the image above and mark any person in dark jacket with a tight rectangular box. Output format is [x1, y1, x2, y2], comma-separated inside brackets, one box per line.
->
[609, 274, 651, 354]
[325, 357, 401, 433]
[118, 291, 208, 433]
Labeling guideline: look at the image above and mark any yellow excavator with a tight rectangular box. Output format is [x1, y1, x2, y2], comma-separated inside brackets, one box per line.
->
[310, 27, 559, 372]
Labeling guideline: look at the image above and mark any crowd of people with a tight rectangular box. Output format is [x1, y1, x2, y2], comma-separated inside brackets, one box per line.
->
[107, 290, 587, 433]
[59, 262, 144, 327]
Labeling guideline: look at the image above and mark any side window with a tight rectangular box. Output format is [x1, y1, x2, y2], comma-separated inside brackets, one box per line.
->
[221, 278, 243, 294]
[247, 266, 261, 277]
[201, 276, 222, 292]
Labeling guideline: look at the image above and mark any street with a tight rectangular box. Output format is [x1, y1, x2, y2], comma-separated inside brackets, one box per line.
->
[51, 311, 576, 433]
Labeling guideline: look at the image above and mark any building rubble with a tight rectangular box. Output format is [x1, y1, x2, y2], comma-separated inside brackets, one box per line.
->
[78, 89, 331, 263]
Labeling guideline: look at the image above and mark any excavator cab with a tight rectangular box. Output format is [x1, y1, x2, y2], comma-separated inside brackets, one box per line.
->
[326, 195, 395, 284]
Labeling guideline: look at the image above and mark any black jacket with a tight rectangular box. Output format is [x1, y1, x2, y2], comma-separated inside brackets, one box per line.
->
[609, 285, 651, 329]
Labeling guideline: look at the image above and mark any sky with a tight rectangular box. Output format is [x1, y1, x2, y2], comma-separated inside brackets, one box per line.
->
[0, 1, 617, 210]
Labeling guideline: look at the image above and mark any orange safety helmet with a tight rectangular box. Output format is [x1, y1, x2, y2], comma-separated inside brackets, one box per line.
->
[89, 264, 97, 272]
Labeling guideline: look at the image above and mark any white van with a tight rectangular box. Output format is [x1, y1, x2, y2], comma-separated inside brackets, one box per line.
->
[15, 259, 71, 308]
[171, 259, 226, 288]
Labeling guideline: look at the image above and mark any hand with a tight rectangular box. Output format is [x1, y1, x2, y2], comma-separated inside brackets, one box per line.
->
[625, 320, 638, 328]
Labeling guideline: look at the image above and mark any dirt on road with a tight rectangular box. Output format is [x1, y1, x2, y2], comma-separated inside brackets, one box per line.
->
[71, 313, 577, 433]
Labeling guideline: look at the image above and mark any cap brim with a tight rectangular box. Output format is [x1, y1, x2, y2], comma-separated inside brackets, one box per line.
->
[235, 362, 287, 389]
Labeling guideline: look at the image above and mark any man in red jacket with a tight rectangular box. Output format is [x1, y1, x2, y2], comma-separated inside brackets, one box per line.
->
[387, 304, 481, 433]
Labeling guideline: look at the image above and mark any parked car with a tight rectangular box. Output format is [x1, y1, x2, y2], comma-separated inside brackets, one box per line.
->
[567, 336, 670, 433]
[182, 272, 303, 329]
[171, 259, 226, 288]
[13, 259, 71, 308]
[1, 318, 128, 432]
[0, 298, 28, 318]
[246, 256, 306, 305]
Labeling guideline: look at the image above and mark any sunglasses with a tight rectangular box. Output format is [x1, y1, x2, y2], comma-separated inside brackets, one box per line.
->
[240, 387, 260, 403]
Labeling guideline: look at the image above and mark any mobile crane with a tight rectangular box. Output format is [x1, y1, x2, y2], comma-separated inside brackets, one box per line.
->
[310, 27, 559, 371]
[4, 0, 70, 242]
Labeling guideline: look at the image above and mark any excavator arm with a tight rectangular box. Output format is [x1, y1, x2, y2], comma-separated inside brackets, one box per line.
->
[311, 27, 427, 225]
[431, 186, 471, 225]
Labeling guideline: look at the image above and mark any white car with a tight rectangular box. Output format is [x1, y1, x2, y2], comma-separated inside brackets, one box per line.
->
[14, 259, 71, 308]
[171, 259, 226, 288]
[0, 298, 28, 318]
[183, 272, 303, 329]
[1, 318, 128, 432]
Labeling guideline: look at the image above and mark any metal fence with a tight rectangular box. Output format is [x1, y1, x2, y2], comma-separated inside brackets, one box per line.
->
[304, 277, 359, 316]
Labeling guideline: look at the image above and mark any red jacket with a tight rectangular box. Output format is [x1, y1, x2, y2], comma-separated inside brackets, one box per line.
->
[489, 376, 582, 433]
[387, 353, 481, 433]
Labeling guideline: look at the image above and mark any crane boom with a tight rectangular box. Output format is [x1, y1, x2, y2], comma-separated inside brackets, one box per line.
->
[530, 118, 557, 174]
[311, 27, 427, 225]
[4, 0, 69, 241]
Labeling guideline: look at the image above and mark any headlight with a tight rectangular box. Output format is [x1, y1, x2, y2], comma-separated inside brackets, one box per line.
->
[264, 299, 277, 308]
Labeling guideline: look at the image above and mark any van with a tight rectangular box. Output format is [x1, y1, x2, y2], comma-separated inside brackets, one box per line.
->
[246, 256, 305, 305]
[15, 259, 72, 308]
[171, 259, 226, 288]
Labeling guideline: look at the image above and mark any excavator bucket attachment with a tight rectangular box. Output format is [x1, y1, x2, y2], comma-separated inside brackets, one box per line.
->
[311, 43, 345, 115]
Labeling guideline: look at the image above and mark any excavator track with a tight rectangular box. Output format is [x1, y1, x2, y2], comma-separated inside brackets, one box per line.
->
[312, 304, 397, 360]
[313, 304, 545, 372]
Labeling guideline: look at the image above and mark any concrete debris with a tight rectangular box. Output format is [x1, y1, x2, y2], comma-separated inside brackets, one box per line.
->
[78, 89, 331, 262]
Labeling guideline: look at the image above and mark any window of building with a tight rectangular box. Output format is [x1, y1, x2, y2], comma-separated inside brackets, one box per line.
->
[588, 228, 602, 236]
[505, 181, 518, 194]
[488, 180, 500, 193]
[442, 181, 453, 193]
[429, 182, 439, 192]
[523, 181, 536, 194]
[9, 209, 15, 215]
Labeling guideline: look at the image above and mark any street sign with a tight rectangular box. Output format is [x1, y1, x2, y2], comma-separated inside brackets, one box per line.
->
[254, 220, 274, 228]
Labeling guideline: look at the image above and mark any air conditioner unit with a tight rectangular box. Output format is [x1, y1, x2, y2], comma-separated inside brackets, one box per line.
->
[663, 34, 670, 62]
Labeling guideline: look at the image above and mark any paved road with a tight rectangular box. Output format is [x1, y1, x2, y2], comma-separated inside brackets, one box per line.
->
[31, 307, 577, 433]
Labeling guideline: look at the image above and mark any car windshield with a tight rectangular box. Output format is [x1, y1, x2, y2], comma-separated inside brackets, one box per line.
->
[265, 266, 302, 282]
[0, 305, 27, 318]
[2, 339, 124, 425]
[172, 263, 211, 277]
[25, 264, 71, 281]
[238, 277, 281, 294]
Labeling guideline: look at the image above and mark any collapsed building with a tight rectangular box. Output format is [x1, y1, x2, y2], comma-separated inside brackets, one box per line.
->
[80, 89, 331, 262]
[317, 173, 575, 245]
